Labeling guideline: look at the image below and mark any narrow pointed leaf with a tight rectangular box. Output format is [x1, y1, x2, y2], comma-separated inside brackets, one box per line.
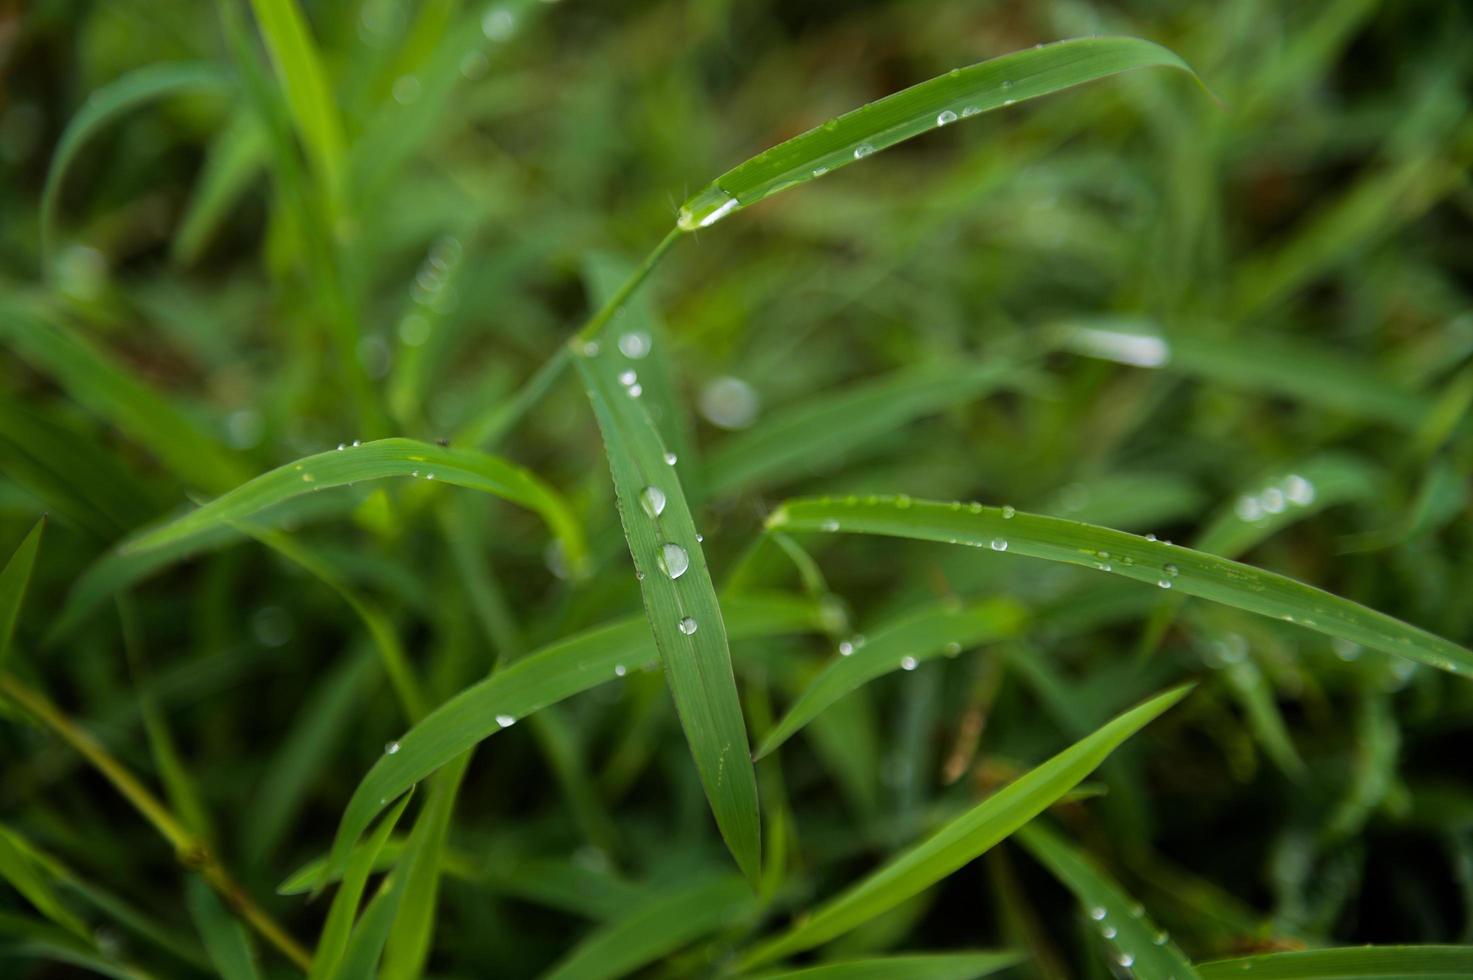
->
[0, 518, 44, 671]
[676, 36, 1198, 230]
[768, 496, 1473, 679]
[572, 343, 762, 883]
[309, 793, 412, 980]
[738, 685, 1192, 968]
[1198, 946, 1473, 979]
[743, 951, 1025, 980]
[185, 877, 260, 980]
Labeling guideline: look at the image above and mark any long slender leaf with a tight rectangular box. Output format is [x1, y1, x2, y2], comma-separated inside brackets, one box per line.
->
[737, 685, 1192, 968]
[316, 593, 821, 894]
[573, 341, 762, 882]
[676, 36, 1197, 230]
[184, 877, 259, 980]
[768, 496, 1473, 678]
[0, 518, 44, 671]
[1198, 946, 1473, 978]
[743, 951, 1025, 980]
[309, 793, 412, 980]
[40, 62, 232, 264]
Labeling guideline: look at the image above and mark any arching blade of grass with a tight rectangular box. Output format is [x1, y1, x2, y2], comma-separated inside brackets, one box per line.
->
[185, 877, 260, 980]
[676, 36, 1198, 230]
[572, 344, 762, 884]
[0, 518, 44, 671]
[767, 496, 1473, 679]
[703, 363, 1019, 499]
[754, 597, 1027, 759]
[542, 874, 756, 980]
[1197, 946, 1473, 978]
[1015, 824, 1199, 980]
[737, 685, 1192, 969]
[121, 438, 586, 577]
[315, 593, 821, 895]
[40, 61, 232, 265]
[0, 298, 248, 493]
[742, 950, 1025, 980]
[309, 793, 412, 980]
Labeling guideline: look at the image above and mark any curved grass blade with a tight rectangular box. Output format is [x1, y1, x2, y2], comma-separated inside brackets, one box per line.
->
[1197, 946, 1473, 978]
[677, 36, 1198, 230]
[755, 597, 1026, 759]
[1016, 824, 1198, 979]
[185, 877, 259, 980]
[121, 438, 585, 576]
[0, 518, 44, 671]
[316, 593, 821, 894]
[309, 793, 412, 980]
[40, 62, 233, 265]
[737, 685, 1192, 969]
[742, 951, 1025, 980]
[704, 363, 1017, 498]
[768, 496, 1473, 679]
[572, 343, 762, 883]
[542, 874, 756, 980]
[0, 298, 248, 493]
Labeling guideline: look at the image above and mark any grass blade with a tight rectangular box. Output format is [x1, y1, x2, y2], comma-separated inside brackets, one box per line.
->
[0, 518, 44, 671]
[738, 685, 1192, 968]
[174, 109, 268, 264]
[542, 874, 756, 980]
[1016, 824, 1199, 979]
[0, 826, 90, 939]
[768, 496, 1473, 679]
[309, 793, 413, 980]
[755, 597, 1026, 759]
[676, 36, 1198, 230]
[1198, 946, 1473, 978]
[40, 62, 232, 265]
[185, 877, 260, 980]
[742, 951, 1025, 980]
[316, 593, 821, 894]
[572, 342, 762, 882]
[121, 438, 585, 577]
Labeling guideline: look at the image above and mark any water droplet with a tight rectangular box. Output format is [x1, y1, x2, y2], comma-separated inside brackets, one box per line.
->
[1261, 487, 1286, 513]
[677, 188, 738, 230]
[1332, 637, 1362, 661]
[495, 713, 516, 728]
[839, 640, 855, 656]
[657, 543, 689, 579]
[618, 331, 651, 359]
[1158, 579, 1173, 589]
[853, 143, 874, 159]
[699, 376, 759, 429]
[900, 655, 919, 671]
[1235, 494, 1263, 521]
[663, 451, 678, 465]
[411, 470, 420, 478]
[1102, 926, 1117, 939]
[695, 533, 703, 543]
[961, 106, 979, 117]
[944, 641, 961, 656]
[614, 663, 627, 676]
[990, 538, 1008, 551]
[384, 741, 400, 755]
[580, 340, 600, 357]
[821, 518, 840, 532]
[678, 617, 698, 635]
[302, 473, 315, 483]
[1284, 474, 1315, 505]
[352, 439, 362, 447]
[1154, 930, 1170, 945]
[812, 166, 829, 177]
[1118, 953, 1135, 968]
[337, 443, 346, 451]
[639, 485, 666, 518]
[1145, 533, 1157, 541]
[482, 7, 515, 40]
[895, 494, 912, 509]
[618, 369, 638, 386]
[937, 109, 957, 126]
[1128, 903, 1144, 917]
[1001, 78, 1014, 89]
[392, 74, 421, 104]
[1001, 505, 1016, 519]
[626, 383, 643, 397]
[1163, 564, 1179, 577]
[1089, 907, 1107, 920]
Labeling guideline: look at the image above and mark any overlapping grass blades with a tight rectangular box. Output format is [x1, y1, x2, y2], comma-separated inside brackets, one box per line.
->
[1197, 946, 1473, 978]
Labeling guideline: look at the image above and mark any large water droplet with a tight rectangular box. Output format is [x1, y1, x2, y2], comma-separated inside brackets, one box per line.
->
[1284, 473, 1315, 505]
[626, 383, 643, 398]
[1089, 907, 1107, 920]
[657, 543, 689, 579]
[384, 741, 400, 755]
[663, 451, 678, 465]
[1261, 487, 1286, 513]
[1157, 579, 1173, 589]
[677, 187, 738, 231]
[1102, 926, 1117, 939]
[1118, 953, 1135, 968]
[900, 655, 919, 671]
[990, 538, 1008, 551]
[678, 617, 698, 635]
[1001, 505, 1016, 519]
[937, 109, 957, 126]
[618, 369, 638, 386]
[495, 713, 517, 728]
[618, 331, 652, 359]
[614, 664, 627, 677]
[838, 640, 855, 656]
[853, 143, 874, 159]
[482, 7, 515, 40]
[699, 376, 759, 429]
[1236, 495, 1263, 521]
[639, 486, 666, 518]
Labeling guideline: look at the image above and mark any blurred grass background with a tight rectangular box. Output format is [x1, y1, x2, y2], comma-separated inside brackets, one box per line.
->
[2, 0, 1473, 977]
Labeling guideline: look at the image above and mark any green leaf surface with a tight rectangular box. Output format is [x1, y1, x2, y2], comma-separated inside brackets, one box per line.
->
[309, 793, 412, 980]
[1197, 946, 1473, 979]
[184, 877, 259, 980]
[768, 496, 1473, 679]
[743, 950, 1025, 980]
[738, 685, 1192, 968]
[755, 597, 1026, 759]
[677, 36, 1198, 230]
[1016, 824, 1199, 979]
[317, 593, 821, 894]
[40, 61, 232, 264]
[572, 342, 762, 883]
[0, 518, 44, 671]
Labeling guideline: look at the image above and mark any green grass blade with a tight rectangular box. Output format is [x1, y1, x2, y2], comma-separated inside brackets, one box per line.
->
[742, 951, 1025, 980]
[40, 61, 232, 265]
[1016, 824, 1199, 979]
[755, 597, 1026, 759]
[316, 593, 821, 894]
[0, 518, 44, 671]
[703, 363, 1017, 498]
[768, 496, 1473, 679]
[0, 298, 248, 493]
[542, 874, 756, 980]
[184, 877, 260, 980]
[121, 438, 585, 576]
[0, 826, 90, 940]
[246, 0, 346, 207]
[1193, 454, 1379, 557]
[1197, 946, 1473, 978]
[309, 793, 413, 980]
[676, 36, 1198, 230]
[738, 685, 1192, 968]
[174, 109, 268, 264]
[572, 343, 762, 883]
